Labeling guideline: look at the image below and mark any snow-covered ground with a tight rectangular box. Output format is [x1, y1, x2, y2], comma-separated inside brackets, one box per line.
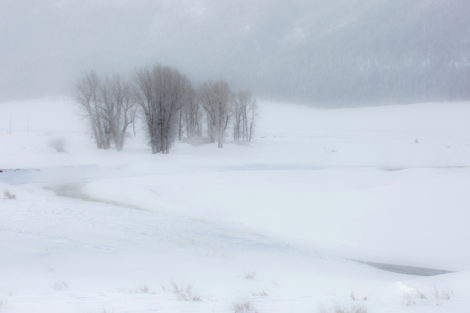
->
[1, 98, 469, 313]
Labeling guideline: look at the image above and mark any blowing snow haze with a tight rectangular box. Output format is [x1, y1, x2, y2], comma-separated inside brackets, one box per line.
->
[1, 0, 470, 105]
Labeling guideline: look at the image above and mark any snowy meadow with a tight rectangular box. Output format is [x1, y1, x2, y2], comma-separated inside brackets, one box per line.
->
[1, 98, 469, 313]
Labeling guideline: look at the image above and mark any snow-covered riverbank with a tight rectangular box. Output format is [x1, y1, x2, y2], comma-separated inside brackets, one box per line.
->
[1, 98, 469, 312]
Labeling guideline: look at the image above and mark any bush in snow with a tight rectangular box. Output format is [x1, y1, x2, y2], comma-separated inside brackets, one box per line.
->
[3, 190, 16, 200]
[172, 283, 201, 301]
[433, 287, 453, 300]
[52, 281, 69, 291]
[133, 284, 157, 294]
[319, 304, 367, 313]
[244, 271, 256, 280]
[233, 301, 256, 313]
[49, 137, 67, 152]
[252, 289, 268, 297]
[402, 286, 453, 306]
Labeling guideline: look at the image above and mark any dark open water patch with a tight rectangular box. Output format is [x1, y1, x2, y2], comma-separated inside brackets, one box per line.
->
[356, 260, 454, 276]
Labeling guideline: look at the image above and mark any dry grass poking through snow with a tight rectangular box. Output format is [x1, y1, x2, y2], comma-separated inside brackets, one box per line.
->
[244, 272, 256, 280]
[433, 287, 453, 300]
[52, 281, 69, 291]
[319, 304, 367, 313]
[252, 289, 269, 297]
[49, 137, 67, 152]
[402, 285, 453, 306]
[171, 283, 201, 301]
[349, 292, 367, 302]
[233, 301, 257, 313]
[3, 190, 16, 200]
[320, 292, 368, 313]
[134, 285, 157, 295]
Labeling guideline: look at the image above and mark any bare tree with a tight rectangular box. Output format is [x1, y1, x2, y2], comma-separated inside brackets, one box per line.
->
[76, 71, 136, 151]
[247, 96, 257, 142]
[101, 74, 137, 151]
[135, 65, 191, 153]
[233, 91, 257, 142]
[232, 91, 244, 142]
[76, 71, 109, 149]
[199, 80, 232, 148]
[182, 88, 202, 139]
[178, 109, 184, 141]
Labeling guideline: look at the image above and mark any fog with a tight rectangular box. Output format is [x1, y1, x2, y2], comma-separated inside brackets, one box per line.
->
[1, 0, 469, 105]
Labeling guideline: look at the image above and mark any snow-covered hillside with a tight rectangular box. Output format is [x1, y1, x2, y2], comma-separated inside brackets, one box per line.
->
[1, 98, 469, 313]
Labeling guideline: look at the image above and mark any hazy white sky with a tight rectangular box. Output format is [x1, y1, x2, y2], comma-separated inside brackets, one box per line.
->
[1, 0, 468, 104]
[0, 0, 375, 99]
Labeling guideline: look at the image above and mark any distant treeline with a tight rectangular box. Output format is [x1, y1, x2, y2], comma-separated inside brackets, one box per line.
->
[76, 65, 256, 153]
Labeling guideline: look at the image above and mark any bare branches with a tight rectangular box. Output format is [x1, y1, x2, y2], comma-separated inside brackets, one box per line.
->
[102, 74, 137, 150]
[233, 91, 257, 143]
[135, 65, 191, 153]
[76, 71, 109, 149]
[77, 65, 257, 153]
[199, 80, 232, 148]
[76, 72, 136, 151]
[182, 88, 202, 139]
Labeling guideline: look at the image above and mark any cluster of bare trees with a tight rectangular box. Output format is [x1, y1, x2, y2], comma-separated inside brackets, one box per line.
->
[76, 64, 257, 153]
[135, 66, 192, 153]
[232, 91, 257, 143]
[76, 72, 137, 151]
[188, 80, 257, 148]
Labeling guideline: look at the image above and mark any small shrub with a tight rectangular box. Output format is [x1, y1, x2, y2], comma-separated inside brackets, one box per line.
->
[401, 287, 454, 306]
[403, 292, 416, 306]
[172, 283, 201, 301]
[335, 305, 367, 313]
[135, 285, 156, 294]
[320, 304, 367, 313]
[49, 137, 67, 153]
[244, 272, 256, 280]
[53, 281, 69, 291]
[434, 287, 453, 300]
[252, 289, 268, 297]
[233, 301, 256, 313]
[350, 292, 367, 302]
[350, 292, 356, 301]
[319, 302, 367, 313]
[3, 191, 16, 200]
[416, 290, 427, 300]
